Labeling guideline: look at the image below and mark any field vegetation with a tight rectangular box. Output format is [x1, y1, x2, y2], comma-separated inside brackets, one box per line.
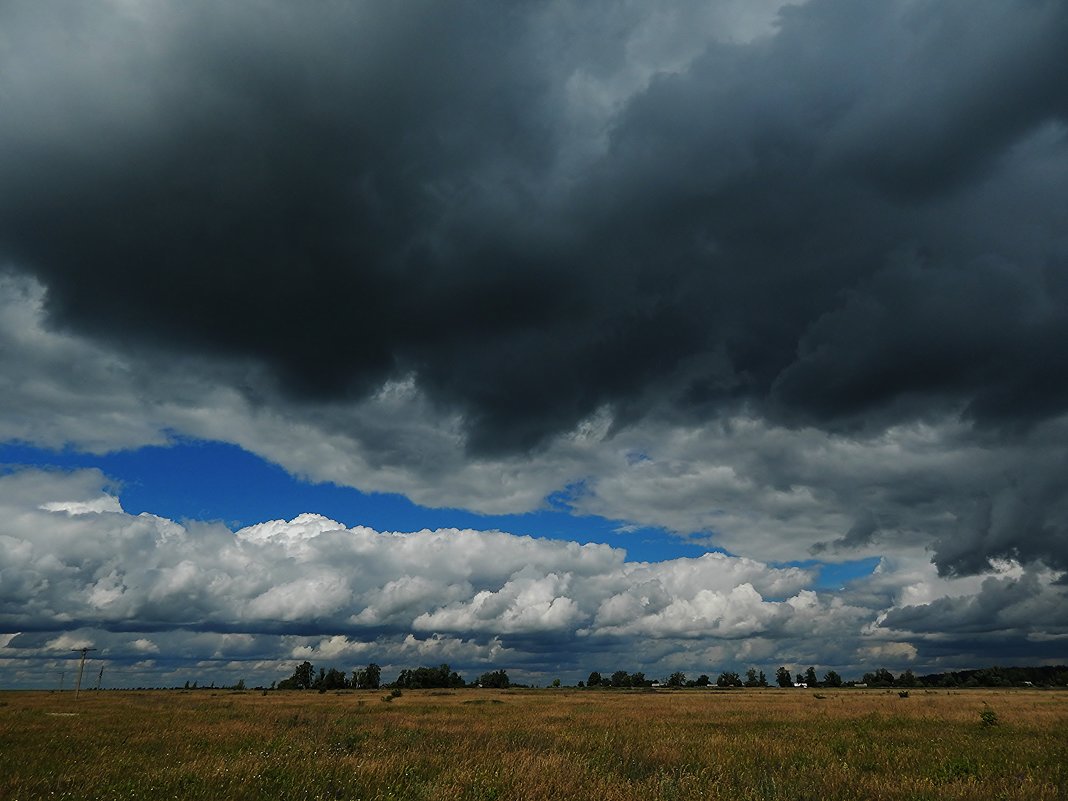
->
[1, 687, 1065, 800]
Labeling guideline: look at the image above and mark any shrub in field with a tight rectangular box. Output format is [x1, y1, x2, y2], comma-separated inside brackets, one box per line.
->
[980, 705, 1000, 727]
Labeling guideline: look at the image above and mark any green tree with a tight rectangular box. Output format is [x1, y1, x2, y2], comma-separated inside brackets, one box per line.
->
[630, 672, 647, 687]
[322, 667, 348, 690]
[775, 666, 793, 688]
[587, 671, 603, 687]
[862, 668, 896, 687]
[975, 667, 1010, 687]
[758, 670, 768, 688]
[478, 669, 510, 688]
[278, 661, 312, 690]
[452, 668, 467, 687]
[667, 671, 687, 688]
[716, 671, 741, 687]
[804, 667, 818, 687]
[744, 668, 760, 687]
[611, 670, 631, 688]
[354, 662, 381, 690]
[823, 670, 842, 687]
[395, 664, 465, 689]
[694, 674, 711, 687]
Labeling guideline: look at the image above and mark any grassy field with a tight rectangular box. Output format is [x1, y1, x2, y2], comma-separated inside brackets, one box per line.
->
[1, 687, 1065, 800]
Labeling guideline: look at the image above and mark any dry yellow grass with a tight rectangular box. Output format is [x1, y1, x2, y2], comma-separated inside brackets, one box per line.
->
[1, 687, 1065, 800]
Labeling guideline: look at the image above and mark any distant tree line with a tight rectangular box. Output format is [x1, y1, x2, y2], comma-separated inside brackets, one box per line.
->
[867, 665, 1068, 688]
[578, 664, 1068, 689]
[276, 661, 382, 691]
[274, 662, 511, 691]
[394, 664, 465, 689]
[270, 662, 1068, 692]
[181, 679, 243, 691]
[582, 667, 831, 689]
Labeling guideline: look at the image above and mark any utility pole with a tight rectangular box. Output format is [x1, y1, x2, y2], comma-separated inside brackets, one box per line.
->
[58, 671, 65, 692]
[71, 648, 97, 700]
[96, 665, 104, 691]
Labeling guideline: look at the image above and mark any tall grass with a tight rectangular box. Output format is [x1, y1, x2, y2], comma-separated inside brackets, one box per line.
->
[1, 688, 1065, 800]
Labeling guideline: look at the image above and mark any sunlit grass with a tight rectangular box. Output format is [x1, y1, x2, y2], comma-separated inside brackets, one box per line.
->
[1, 688, 1065, 800]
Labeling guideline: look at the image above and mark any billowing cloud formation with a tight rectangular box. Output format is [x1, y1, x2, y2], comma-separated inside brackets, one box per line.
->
[2, 469, 1065, 687]
[0, 468, 801, 637]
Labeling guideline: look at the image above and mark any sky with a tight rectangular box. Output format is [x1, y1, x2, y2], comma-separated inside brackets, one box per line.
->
[1, 0, 1067, 689]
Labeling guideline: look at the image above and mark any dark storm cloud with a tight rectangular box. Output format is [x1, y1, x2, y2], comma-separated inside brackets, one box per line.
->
[876, 567, 1068, 666]
[0, 1, 563, 407]
[592, 0, 1068, 433]
[2, 1, 1068, 573]
[930, 461, 1068, 577]
[2, 0, 1066, 438]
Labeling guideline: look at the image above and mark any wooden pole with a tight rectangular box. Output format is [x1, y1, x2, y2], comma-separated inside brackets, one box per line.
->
[72, 648, 97, 700]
